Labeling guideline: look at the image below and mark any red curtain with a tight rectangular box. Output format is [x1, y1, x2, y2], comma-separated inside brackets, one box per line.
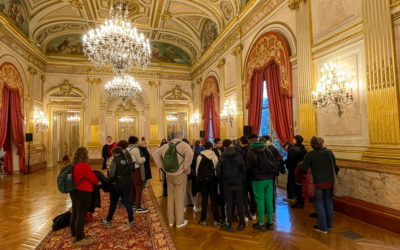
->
[247, 70, 265, 134]
[265, 62, 294, 145]
[203, 97, 212, 140]
[210, 97, 220, 139]
[0, 87, 26, 174]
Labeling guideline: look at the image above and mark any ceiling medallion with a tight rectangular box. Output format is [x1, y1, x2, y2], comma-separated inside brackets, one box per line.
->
[82, 0, 151, 74]
[105, 75, 142, 101]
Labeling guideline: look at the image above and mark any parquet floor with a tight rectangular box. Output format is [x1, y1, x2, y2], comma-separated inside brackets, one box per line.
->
[0, 164, 399, 250]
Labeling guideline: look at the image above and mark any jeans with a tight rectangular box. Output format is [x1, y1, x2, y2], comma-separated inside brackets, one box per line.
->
[107, 186, 134, 222]
[70, 190, 92, 241]
[314, 188, 333, 231]
[200, 180, 219, 221]
[287, 169, 296, 199]
[252, 179, 274, 224]
[224, 185, 245, 226]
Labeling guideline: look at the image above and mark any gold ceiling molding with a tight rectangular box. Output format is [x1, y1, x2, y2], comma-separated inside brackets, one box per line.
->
[288, 0, 306, 10]
[312, 30, 364, 57]
[163, 85, 191, 101]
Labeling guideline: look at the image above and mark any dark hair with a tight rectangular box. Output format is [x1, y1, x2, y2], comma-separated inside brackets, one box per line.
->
[203, 141, 213, 150]
[294, 135, 304, 144]
[160, 139, 167, 147]
[73, 147, 88, 165]
[248, 134, 258, 140]
[106, 136, 112, 139]
[214, 138, 221, 144]
[222, 139, 232, 148]
[262, 135, 271, 141]
[112, 146, 123, 156]
[310, 136, 324, 150]
[194, 140, 201, 146]
[117, 140, 129, 149]
[128, 136, 139, 144]
[283, 141, 291, 148]
[182, 138, 190, 145]
[240, 136, 248, 145]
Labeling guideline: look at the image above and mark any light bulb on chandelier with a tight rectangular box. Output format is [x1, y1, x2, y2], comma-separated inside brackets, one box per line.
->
[220, 100, 235, 127]
[82, 0, 151, 74]
[67, 115, 81, 123]
[166, 115, 178, 122]
[105, 75, 142, 101]
[119, 116, 134, 123]
[33, 111, 49, 133]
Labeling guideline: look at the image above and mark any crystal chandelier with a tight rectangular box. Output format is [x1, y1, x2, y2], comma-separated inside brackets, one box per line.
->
[119, 116, 134, 123]
[166, 115, 178, 122]
[221, 100, 235, 127]
[105, 75, 142, 100]
[33, 111, 49, 133]
[312, 61, 355, 117]
[67, 115, 81, 123]
[82, 0, 151, 74]
[190, 111, 200, 125]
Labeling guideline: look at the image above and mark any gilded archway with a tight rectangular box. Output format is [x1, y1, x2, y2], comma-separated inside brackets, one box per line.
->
[202, 76, 220, 113]
[0, 62, 24, 109]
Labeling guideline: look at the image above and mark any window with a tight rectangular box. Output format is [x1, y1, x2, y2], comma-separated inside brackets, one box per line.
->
[259, 81, 288, 159]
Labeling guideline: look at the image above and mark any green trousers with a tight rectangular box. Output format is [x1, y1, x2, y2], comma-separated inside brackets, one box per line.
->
[252, 179, 274, 224]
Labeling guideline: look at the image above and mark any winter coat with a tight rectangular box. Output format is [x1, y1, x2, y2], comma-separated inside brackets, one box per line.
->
[216, 147, 245, 190]
[139, 146, 152, 180]
[246, 142, 278, 181]
[195, 149, 219, 176]
[286, 143, 307, 171]
[301, 148, 339, 185]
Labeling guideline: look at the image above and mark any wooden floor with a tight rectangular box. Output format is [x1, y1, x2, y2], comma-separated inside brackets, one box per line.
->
[1, 165, 400, 250]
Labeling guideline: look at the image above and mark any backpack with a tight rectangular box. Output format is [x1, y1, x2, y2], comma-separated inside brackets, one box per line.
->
[222, 155, 242, 185]
[162, 141, 184, 173]
[255, 150, 278, 177]
[197, 156, 215, 182]
[113, 154, 132, 190]
[57, 164, 84, 194]
[52, 211, 71, 231]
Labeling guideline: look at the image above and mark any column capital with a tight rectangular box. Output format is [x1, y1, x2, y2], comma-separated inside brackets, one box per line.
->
[196, 77, 202, 85]
[149, 80, 160, 87]
[232, 44, 243, 56]
[28, 66, 37, 75]
[87, 69, 101, 85]
[288, 0, 306, 10]
[217, 58, 226, 68]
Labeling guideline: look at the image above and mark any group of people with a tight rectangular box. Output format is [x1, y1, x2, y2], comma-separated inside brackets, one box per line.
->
[153, 132, 339, 235]
[68, 136, 152, 247]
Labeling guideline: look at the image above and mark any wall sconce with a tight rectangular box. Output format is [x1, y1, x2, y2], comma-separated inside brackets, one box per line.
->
[312, 61, 355, 117]
[221, 100, 235, 127]
[33, 111, 49, 133]
[190, 111, 200, 125]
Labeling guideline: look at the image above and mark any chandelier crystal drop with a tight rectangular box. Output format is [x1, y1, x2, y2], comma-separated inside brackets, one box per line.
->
[67, 115, 81, 123]
[33, 111, 49, 133]
[82, 1, 151, 74]
[119, 116, 134, 123]
[105, 75, 142, 100]
[312, 61, 355, 117]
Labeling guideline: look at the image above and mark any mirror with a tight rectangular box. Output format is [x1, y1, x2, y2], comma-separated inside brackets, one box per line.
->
[117, 116, 138, 141]
[166, 112, 187, 140]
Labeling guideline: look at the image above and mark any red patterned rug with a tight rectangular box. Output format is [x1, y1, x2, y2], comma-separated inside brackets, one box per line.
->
[36, 186, 176, 249]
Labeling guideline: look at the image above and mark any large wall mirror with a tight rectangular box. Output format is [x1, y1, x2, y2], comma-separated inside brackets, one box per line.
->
[165, 111, 188, 140]
[115, 100, 139, 141]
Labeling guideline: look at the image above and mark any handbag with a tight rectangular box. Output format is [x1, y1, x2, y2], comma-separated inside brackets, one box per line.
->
[328, 151, 344, 197]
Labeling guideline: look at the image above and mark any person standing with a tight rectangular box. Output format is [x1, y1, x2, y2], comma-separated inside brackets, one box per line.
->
[212, 138, 223, 158]
[100, 146, 135, 227]
[246, 141, 278, 232]
[70, 147, 99, 247]
[196, 141, 220, 226]
[102, 136, 116, 170]
[138, 141, 152, 183]
[128, 136, 148, 213]
[153, 131, 194, 228]
[301, 136, 339, 233]
[217, 139, 246, 233]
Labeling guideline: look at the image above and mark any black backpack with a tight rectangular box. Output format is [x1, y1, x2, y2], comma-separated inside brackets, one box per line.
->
[197, 155, 215, 182]
[112, 154, 132, 190]
[222, 155, 242, 185]
[255, 150, 278, 177]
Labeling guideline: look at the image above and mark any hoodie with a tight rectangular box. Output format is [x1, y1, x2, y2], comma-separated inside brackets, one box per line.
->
[216, 146, 245, 188]
[195, 149, 218, 176]
[246, 142, 277, 180]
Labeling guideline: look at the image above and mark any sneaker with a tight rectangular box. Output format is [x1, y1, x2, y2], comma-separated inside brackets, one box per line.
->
[176, 220, 188, 229]
[244, 216, 249, 223]
[198, 220, 207, 226]
[168, 223, 174, 227]
[238, 223, 246, 231]
[213, 221, 222, 227]
[136, 207, 149, 213]
[132, 203, 137, 209]
[125, 220, 136, 227]
[283, 197, 296, 203]
[193, 206, 201, 212]
[100, 218, 112, 226]
[250, 214, 257, 221]
[75, 237, 94, 247]
[221, 224, 234, 233]
[253, 223, 267, 232]
[313, 225, 328, 234]
[266, 223, 274, 231]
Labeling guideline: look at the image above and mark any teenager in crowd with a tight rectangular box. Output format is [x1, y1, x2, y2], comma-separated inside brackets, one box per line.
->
[101, 146, 135, 227]
[128, 136, 148, 213]
[246, 141, 277, 232]
[196, 141, 221, 226]
[217, 139, 246, 233]
[160, 139, 168, 197]
[194, 140, 204, 152]
[213, 138, 223, 158]
[70, 147, 99, 247]
[184, 139, 200, 213]
[102, 136, 116, 170]
[138, 141, 152, 184]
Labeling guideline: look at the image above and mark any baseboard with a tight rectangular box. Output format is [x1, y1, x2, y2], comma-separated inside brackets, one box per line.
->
[333, 196, 400, 234]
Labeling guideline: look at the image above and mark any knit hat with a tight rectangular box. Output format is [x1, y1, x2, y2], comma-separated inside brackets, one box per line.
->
[250, 141, 266, 147]
[294, 135, 304, 144]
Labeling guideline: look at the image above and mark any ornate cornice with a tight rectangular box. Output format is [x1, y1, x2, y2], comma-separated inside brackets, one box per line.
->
[149, 80, 160, 87]
[288, 0, 306, 10]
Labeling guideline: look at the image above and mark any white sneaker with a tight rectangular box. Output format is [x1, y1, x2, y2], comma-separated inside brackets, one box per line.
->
[184, 207, 187, 213]
[250, 214, 257, 221]
[176, 220, 188, 229]
[193, 206, 201, 212]
[168, 223, 174, 227]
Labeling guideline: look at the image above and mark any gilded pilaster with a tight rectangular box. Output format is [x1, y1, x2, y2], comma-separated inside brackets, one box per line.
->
[217, 59, 227, 138]
[196, 77, 203, 131]
[149, 80, 160, 145]
[87, 70, 102, 147]
[291, 0, 317, 142]
[232, 44, 244, 137]
[27, 66, 37, 134]
[362, 0, 400, 162]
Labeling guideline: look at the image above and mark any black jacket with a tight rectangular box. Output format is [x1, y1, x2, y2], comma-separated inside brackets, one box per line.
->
[234, 144, 249, 181]
[285, 144, 307, 171]
[246, 144, 277, 180]
[216, 147, 245, 189]
[213, 147, 223, 159]
[139, 146, 152, 180]
[301, 148, 339, 184]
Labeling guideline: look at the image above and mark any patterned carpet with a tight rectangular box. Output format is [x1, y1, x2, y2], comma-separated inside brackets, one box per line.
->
[36, 186, 176, 249]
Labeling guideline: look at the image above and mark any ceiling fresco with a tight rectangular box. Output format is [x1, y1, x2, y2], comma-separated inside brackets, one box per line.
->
[1, 0, 248, 65]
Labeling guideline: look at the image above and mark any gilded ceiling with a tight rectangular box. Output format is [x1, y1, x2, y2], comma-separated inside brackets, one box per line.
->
[0, 0, 250, 65]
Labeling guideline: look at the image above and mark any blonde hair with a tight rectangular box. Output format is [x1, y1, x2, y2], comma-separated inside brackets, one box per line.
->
[72, 147, 89, 165]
